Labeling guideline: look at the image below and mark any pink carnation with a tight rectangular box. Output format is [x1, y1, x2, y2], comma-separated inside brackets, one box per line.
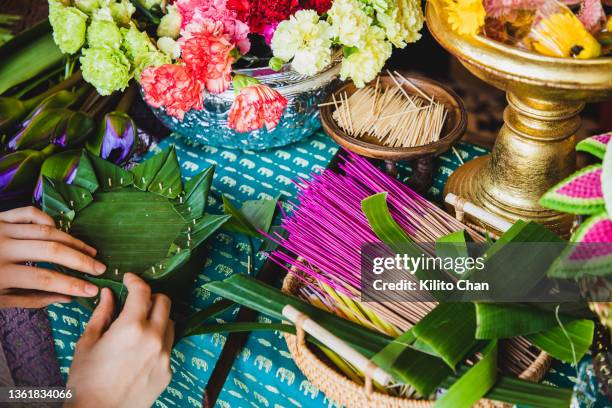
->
[141, 64, 203, 120]
[180, 20, 235, 94]
[176, 0, 250, 54]
[228, 84, 288, 132]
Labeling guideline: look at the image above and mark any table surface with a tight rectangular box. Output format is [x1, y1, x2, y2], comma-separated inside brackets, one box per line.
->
[44, 129, 606, 408]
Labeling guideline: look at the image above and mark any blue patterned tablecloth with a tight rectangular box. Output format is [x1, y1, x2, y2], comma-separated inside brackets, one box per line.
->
[47, 130, 601, 407]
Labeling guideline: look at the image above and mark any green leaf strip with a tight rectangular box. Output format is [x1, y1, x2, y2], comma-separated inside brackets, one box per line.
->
[434, 341, 498, 408]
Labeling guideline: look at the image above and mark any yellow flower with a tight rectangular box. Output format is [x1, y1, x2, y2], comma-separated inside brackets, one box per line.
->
[443, 0, 485, 36]
[529, 12, 601, 59]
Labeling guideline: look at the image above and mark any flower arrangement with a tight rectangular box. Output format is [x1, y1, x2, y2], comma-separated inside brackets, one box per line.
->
[440, 0, 611, 58]
[48, 0, 424, 132]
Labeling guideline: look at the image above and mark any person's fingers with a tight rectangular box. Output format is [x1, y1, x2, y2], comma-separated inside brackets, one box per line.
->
[0, 206, 55, 226]
[1, 265, 99, 297]
[0, 223, 96, 256]
[149, 293, 171, 333]
[78, 288, 115, 350]
[3, 239, 106, 275]
[121, 273, 152, 321]
[0, 291, 72, 308]
[163, 320, 175, 355]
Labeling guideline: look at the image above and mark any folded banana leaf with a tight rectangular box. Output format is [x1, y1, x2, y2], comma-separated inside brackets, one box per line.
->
[41, 146, 230, 312]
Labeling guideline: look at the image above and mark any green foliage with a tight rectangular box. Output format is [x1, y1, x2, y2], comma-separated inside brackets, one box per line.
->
[41, 147, 229, 309]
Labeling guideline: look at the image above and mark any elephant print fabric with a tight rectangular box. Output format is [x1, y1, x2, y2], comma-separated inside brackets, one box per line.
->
[48, 130, 487, 407]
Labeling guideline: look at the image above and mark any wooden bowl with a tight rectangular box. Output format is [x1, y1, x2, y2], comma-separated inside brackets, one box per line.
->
[319, 74, 467, 192]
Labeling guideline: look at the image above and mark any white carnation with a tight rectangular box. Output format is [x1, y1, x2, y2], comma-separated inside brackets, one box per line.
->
[340, 26, 391, 88]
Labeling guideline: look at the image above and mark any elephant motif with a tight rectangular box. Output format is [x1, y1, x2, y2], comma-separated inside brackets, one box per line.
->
[211, 333, 226, 347]
[299, 380, 319, 398]
[275, 367, 296, 385]
[69, 341, 76, 350]
[194, 287, 210, 300]
[292, 157, 309, 167]
[182, 161, 199, 172]
[328, 147, 338, 154]
[167, 387, 183, 399]
[153, 400, 169, 408]
[54, 339, 64, 349]
[203, 146, 219, 154]
[240, 158, 256, 169]
[220, 151, 237, 162]
[310, 140, 326, 150]
[241, 347, 251, 361]
[187, 397, 201, 407]
[174, 350, 185, 363]
[275, 150, 291, 160]
[214, 264, 233, 276]
[254, 355, 273, 373]
[239, 185, 255, 196]
[275, 175, 292, 185]
[233, 378, 249, 393]
[191, 357, 208, 371]
[312, 164, 325, 173]
[220, 176, 237, 187]
[253, 392, 269, 407]
[257, 167, 273, 177]
[62, 316, 78, 327]
[48, 310, 57, 321]
[236, 242, 250, 253]
[216, 400, 230, 408]
[258, 192, 274, 201]
[216, 233, 233, 245]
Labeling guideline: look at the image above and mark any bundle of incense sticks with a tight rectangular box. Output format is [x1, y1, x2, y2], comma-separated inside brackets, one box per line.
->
[329, 71, 447, 148]
[265, 152, 484, 331]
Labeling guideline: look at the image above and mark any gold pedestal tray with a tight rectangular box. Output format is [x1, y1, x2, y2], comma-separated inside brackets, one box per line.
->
[426, 2, 612, 236]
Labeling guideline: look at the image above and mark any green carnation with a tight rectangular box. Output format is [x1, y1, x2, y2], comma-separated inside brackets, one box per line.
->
[74, 0, 101, 14]
[87, 8, 122, 49]
[122, 24, 155, 62]
[80, 46, 131, 95]
[110, 0, 136, 25]
[134, 51, 171, 81]
[49, 3, 88, 54]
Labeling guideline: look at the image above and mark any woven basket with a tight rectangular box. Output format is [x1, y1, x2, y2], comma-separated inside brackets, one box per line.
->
[281, 271, 552, 408]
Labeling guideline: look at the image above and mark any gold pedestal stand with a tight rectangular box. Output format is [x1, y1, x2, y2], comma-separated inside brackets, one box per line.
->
[426, 2, 612, 236]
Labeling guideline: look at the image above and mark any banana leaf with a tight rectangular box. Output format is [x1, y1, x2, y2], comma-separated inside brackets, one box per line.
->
[525, 319, 594, 363]
[41, 147, 230, 309]
[411, 302, 480, 370]
[203, 275, 573, 405]
[0, 23, 63, 95]
[475, 303, 575, 339]
[222, 195, 279, 237]
[434, 341, 498, 408]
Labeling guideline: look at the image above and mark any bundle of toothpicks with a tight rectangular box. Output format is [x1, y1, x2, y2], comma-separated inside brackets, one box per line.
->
[328, 71, 448, 148]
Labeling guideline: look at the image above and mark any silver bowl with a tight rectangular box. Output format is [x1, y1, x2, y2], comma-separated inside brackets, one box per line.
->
[144, 61, 340, 151]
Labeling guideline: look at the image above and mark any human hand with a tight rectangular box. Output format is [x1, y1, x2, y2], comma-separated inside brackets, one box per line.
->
[66, 273, 174, 408]
[0, 206, 106, 308]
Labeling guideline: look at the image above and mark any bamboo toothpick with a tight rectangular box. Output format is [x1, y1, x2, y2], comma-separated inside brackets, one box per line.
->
[332, 74, 448, 149]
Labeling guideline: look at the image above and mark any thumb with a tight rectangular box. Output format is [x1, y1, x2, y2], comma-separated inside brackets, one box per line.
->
[78, 288, 115, 350]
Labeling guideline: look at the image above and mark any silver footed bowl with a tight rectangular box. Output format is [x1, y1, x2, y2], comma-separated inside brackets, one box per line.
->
[143, 62, 340, 151]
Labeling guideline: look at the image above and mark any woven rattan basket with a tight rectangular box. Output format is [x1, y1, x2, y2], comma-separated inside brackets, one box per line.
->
[281, 270, 552, 408]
